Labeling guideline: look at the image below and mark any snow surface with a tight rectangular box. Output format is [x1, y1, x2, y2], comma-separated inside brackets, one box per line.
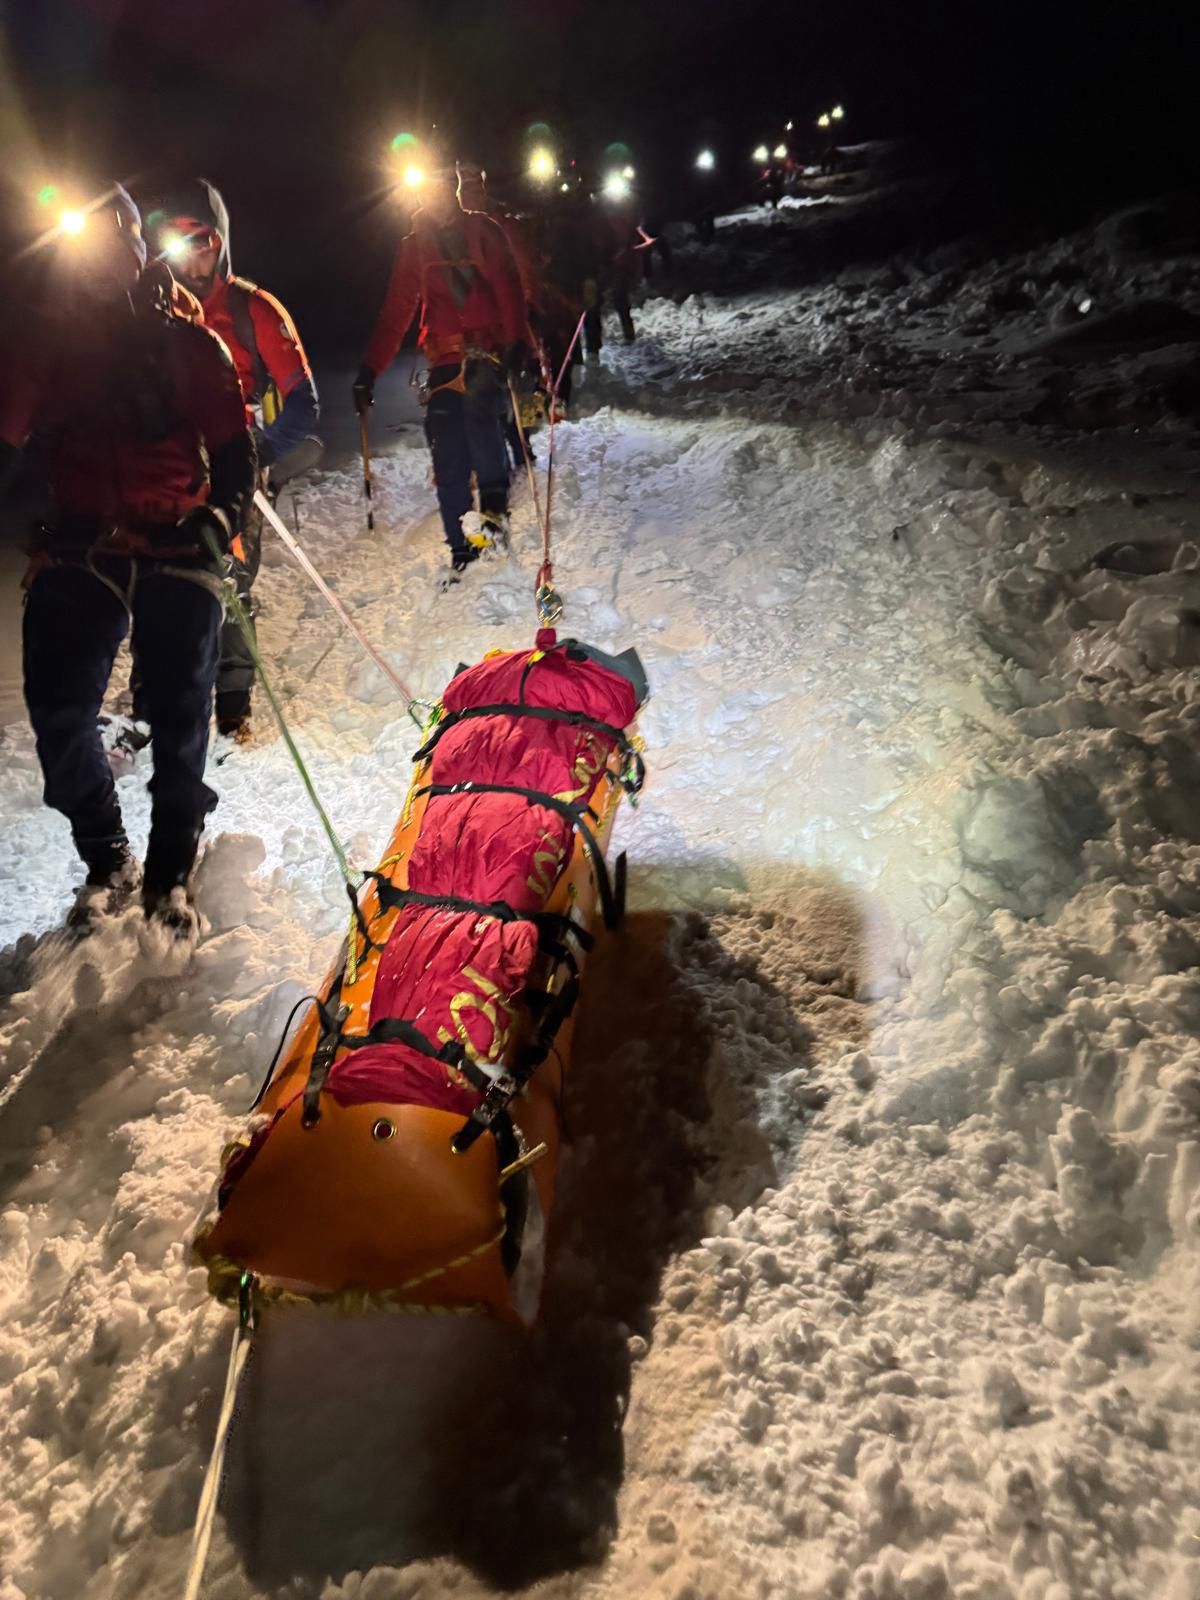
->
[2, 196, 1200, 1600]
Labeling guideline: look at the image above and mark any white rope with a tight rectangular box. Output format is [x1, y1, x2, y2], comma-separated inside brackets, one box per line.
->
[253, 489, 421, 722]
[181, 1320, 252, 1600]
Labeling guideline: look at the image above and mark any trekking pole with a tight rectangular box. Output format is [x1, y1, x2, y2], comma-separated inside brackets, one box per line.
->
[359, 413, 375, 531]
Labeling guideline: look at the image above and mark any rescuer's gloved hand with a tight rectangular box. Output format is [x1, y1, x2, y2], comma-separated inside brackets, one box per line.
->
[177, 504, 234, 560]
[352, 365, 375, 415]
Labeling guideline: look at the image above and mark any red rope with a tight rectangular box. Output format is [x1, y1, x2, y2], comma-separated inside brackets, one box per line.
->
[538, 311, 586, 593]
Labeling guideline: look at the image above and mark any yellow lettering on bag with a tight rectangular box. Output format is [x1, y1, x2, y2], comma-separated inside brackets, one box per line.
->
[526, 827, 566, 899]
[437, 964, 513, 1061]
[555, 731, 606, 803]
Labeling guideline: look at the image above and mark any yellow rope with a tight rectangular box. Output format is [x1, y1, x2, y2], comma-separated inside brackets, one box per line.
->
[201, 1215, 506, 1317]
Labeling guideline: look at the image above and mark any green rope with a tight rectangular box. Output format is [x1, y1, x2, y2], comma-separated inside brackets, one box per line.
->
[205, 531, 361, 895]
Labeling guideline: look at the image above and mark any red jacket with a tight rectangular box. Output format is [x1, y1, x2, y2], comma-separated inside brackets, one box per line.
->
[0, 266, 255, 557]
[201, 275, 312, 407]
[364, 208, 530, 375]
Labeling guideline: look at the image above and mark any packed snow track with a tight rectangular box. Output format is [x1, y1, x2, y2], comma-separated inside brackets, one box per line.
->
[2, 262, 1200, 1600]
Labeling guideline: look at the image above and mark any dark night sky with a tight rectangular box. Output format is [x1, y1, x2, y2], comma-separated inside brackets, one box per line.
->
[2, 0, 1194, 353]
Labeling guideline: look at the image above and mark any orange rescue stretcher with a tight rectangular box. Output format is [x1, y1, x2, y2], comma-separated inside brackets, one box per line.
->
[193, 630, 647, 1323]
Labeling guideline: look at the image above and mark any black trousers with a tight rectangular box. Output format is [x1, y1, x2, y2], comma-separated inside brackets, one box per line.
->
[24, 559, 221, 874]
[424, 361, 511, 553]
[215, 436, 324, 722]
[583, 273, 636, 351]
[215, 512, 262, 723]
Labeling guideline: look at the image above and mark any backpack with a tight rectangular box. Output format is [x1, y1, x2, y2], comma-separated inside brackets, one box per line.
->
[227, 277, 282, 424]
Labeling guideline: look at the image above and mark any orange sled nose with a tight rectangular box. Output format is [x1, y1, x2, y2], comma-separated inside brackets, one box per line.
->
[198, 1100, 514, 1312]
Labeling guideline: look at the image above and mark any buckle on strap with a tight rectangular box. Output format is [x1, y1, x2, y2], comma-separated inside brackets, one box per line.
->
[450, 1073, 521, 1154]
[301, 996, 350, 1128]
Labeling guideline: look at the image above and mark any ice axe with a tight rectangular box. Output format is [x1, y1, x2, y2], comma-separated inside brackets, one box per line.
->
[359, 413, 375, 531]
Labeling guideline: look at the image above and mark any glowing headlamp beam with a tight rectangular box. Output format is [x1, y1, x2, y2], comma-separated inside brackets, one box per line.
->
[528, 147, 556, 181]
[58, 209, 86, 236]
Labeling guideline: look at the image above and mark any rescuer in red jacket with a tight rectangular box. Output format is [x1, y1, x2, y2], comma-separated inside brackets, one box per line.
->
[353, 163, 532, 581]
[454, 162, 547, 465]
[0, 185, 256, 942]
[149, 180, 321, 740]
[454, 163, 541, 316]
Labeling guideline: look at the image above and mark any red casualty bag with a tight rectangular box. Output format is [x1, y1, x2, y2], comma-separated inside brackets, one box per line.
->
[195, 632, 647, 1322]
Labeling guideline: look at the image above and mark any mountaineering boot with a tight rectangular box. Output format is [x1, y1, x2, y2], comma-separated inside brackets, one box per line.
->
[99, 713, 151, 775]
[460, 507, 508, 554]
[142, 885, 202, 948]
[67, 842, 143, 937]
[619, 310, 637, 344]
[479, 509, 511, 553]
[142, 822, 203, 946]
[440, 546, 480, 591]
[216, 712, 254, 746]
[215, 685, 254, 745]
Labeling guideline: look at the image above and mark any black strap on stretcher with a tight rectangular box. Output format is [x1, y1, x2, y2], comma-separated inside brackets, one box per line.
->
[417, 781, 627, 932]
[414, 702, 645, 796]
[317, 1005, 525, 1168]
[449, 957, 583, 1154]
[292, 932, 582, 1157]
[300, 988, 350, 1128]
[361, 878, 594, 962]
[289, 876, 599, 1133]
[340, 1015, 494, 1089]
